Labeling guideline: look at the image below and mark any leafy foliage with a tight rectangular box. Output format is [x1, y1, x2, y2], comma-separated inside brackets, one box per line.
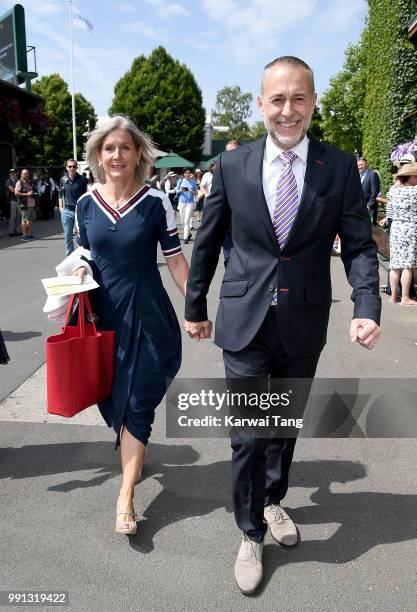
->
[320, 1, 417, 192]
[211, 85, 253, 140]
[309, 106, 325, 141]
[320, 41, 366, 153]
[14, 74, 96, 166]
[110, 46, 205, 162]
[362, 0, 417, 192]
[249, 120, 266, 139]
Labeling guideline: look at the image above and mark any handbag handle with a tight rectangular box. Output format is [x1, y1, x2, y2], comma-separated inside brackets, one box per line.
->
[62, 292, 97, 337]
[80, 292, 98, 335]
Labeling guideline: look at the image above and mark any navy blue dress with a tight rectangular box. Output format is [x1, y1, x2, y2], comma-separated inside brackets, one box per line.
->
[76, 186, 182, 447]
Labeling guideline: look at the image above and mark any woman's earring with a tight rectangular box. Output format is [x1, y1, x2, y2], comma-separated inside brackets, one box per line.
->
[136, 160, 140, 166]
[98, 161, 102, 167]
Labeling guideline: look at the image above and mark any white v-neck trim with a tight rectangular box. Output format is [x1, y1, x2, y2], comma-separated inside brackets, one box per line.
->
[91, 185, 150, 223]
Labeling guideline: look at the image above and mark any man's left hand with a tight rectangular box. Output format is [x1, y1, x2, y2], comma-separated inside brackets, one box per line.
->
[349, 318, 380, 350]
[184, 319, 212, 341]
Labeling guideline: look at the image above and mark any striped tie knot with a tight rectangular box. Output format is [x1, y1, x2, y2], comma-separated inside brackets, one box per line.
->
[279, 150, 297, 166]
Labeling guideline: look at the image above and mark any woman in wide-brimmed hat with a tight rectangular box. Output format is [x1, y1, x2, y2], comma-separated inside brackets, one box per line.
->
[385, 162, 417, 304]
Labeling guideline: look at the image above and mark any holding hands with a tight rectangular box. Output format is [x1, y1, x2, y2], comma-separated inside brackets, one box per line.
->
[184, 320, 213, 341]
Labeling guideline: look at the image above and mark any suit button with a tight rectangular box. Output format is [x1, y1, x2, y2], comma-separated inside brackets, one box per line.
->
[268, 285, 274, 293]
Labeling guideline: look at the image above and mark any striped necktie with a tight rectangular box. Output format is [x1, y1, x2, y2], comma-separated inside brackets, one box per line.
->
[272, 150, 298, 305]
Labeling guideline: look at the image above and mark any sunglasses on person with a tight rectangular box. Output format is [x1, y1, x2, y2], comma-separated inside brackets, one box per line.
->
[67, 165, 77, 169]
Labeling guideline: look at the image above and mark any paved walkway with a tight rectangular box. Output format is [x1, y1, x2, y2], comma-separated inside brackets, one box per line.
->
[0, 218, 416, 611]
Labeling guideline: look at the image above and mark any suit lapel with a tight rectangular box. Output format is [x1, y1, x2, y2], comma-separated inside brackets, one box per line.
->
[247, 135, 281, 253]
[282, 136, 326, 250]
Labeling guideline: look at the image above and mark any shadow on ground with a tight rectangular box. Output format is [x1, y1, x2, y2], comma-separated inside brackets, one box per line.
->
[2, 330, 42, 341]
[1, 438, 416, 579]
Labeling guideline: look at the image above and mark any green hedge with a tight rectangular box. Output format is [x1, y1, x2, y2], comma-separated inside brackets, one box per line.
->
[363, 0, 417, 193]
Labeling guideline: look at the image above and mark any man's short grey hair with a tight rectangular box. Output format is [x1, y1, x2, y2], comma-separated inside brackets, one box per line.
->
[261, 56, 315, 94]
[85, 115, 155, 185]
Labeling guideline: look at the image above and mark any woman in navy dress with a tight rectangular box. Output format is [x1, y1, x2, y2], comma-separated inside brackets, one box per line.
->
[73, 116, 189, 535]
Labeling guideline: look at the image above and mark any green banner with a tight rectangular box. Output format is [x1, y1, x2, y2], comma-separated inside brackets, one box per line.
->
[0, 4, 28, 84]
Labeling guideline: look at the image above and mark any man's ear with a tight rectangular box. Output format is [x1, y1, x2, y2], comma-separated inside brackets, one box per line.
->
[257, 95, 264, 116]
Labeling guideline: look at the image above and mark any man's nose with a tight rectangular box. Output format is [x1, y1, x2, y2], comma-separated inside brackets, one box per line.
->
[281, 99, 294, 116]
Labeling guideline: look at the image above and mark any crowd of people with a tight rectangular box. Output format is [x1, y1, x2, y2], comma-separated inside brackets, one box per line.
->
[1, 159, 219, 250]
[2, 135, 416, 298]
[145, 163, 217, 243]
[1, 164, 95, 245]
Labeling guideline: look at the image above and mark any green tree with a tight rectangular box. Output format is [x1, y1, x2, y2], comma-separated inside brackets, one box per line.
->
[320, 41, 366, 153]
[13, 127, 42, 166]
[212, 85, 253, 140]
[110, 46, 205, 162]
[14, 74, 96, 166]
[249, 120, 266, 139]
[309, 106, 324, 141]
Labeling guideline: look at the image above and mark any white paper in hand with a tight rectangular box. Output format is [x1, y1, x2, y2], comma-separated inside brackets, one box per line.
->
[42, 275, 99, 297]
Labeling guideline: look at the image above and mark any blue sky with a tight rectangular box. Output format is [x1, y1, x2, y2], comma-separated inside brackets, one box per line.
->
[1, 0, 367, 122]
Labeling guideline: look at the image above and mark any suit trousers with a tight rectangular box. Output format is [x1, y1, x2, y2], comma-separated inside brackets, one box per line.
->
[223, 308, 320, 542]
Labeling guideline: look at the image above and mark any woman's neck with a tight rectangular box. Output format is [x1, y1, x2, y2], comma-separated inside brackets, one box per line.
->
[101, 178, 141, 205]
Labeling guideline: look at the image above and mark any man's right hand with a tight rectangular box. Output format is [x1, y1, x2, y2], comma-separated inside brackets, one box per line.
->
[184, 320, 212, 340]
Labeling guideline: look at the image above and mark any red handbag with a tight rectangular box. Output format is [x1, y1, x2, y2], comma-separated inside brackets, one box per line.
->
[46, 292, 115, 417]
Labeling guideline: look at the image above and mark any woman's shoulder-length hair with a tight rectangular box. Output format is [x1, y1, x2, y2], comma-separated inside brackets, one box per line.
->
[85, 115, 155, 185]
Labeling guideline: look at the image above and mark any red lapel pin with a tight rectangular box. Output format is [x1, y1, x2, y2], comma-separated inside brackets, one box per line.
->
[315, 159, 324, 166]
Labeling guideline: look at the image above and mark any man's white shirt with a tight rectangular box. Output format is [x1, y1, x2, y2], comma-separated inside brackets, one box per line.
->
[262, 134, 309, 223]
[201, 171, 213, 196]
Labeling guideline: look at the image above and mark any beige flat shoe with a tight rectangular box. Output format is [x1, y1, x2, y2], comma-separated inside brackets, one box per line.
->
[115, 506, 137, 535]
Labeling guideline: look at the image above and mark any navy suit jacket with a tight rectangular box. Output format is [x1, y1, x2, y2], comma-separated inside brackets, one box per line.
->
[361, 169, 380, 210]
[185, 135, 381, 357]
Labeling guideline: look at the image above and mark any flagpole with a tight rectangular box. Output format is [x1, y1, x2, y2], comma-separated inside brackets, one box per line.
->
[68, 0, 77, 160]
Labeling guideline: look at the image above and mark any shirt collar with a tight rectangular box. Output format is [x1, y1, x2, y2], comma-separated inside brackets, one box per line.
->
[265, 133, 309, 166]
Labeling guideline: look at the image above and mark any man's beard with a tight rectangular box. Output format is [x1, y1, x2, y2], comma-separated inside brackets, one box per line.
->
[263, 117, 308, 149]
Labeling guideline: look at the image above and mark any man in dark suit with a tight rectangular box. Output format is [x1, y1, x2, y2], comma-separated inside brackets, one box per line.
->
[184, 56, 381, 594]
[357, 157, 380, 225]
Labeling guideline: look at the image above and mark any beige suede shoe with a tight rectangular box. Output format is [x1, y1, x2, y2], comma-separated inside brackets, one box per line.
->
[234, 534, 264, 594]
[264, 504, 298, 546]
